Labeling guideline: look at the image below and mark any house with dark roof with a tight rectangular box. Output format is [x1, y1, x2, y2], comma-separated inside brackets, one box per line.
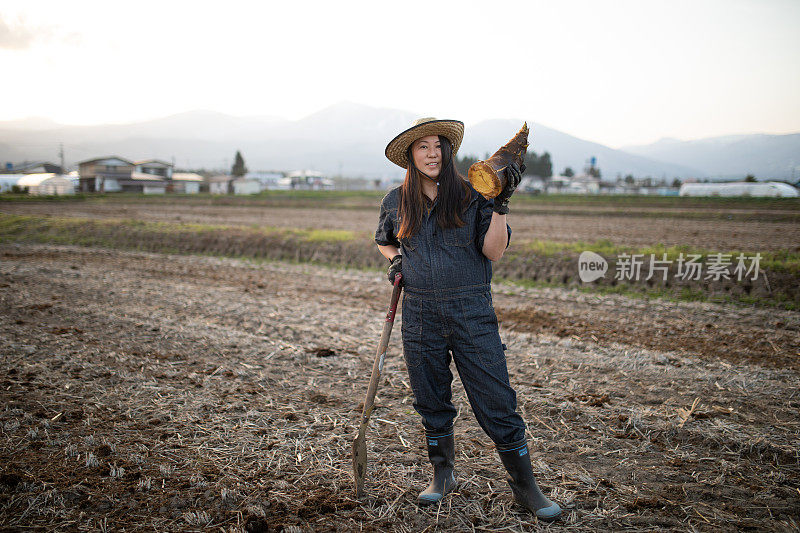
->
[77, 157, 174, 193]
[2, 161, 63, 174]
[134, 160, 173, 180]
[77, 156, 135, 192]
[130, 160, 173, 193]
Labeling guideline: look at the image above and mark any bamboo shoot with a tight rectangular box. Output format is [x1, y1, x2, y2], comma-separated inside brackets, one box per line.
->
[468, 123, 530, 199]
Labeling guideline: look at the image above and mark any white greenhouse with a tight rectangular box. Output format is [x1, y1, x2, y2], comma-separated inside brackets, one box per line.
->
[0, 174, 27, 193]
[1, 173, 75, 195]
[679, 181, 798, 198]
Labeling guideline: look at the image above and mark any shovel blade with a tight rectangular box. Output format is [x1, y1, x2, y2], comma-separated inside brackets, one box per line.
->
[352, 432, 367, 498]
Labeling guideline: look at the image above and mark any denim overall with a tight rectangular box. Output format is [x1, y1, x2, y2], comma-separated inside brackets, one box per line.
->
[375, 184, 526, 447]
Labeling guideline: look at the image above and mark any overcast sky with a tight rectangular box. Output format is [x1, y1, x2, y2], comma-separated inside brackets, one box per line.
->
[1, 0, 798, 148]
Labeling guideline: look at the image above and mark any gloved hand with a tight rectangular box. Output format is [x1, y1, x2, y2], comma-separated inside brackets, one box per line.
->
[387, 254, 402, 285]
[493, 163, 525, 215]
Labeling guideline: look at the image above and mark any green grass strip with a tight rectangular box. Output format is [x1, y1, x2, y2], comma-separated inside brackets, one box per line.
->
[0, 213, 357, 243]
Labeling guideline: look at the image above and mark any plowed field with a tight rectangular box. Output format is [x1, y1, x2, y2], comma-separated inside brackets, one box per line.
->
[1, 243, 798, 531]
[3, 198, 800, 251]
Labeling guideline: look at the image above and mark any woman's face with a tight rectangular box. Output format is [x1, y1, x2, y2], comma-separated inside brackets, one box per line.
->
[411, 135, 442, 179]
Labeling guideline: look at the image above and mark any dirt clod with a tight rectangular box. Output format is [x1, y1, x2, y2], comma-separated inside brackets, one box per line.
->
[95, 444, 112, 457]
[0, 473, 21, 488]
[244, 516, 271, 533]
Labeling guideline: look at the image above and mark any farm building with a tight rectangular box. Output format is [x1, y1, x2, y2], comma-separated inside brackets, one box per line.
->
[518, 176, 545, 194]
[564, 173, 601, 194]
[246, 172, 284, 190]
[209, 175, 233, 194]
[209, 175, 263, 195]
[680, 181, 798, 197]
[171, 173, 204, 194]
[231, 177, 261, 195]
[17, 173, 74, 195]
[283, 170, 334, 190]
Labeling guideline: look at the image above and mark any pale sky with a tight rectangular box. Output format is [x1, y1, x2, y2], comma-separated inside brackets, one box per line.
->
[1, 0, 798, 148]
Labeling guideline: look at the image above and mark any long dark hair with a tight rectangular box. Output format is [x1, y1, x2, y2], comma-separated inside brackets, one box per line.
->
[397, 135, 471, 239]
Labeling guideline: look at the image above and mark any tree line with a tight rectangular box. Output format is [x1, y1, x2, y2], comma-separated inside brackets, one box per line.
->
[456, 151, 553, 178]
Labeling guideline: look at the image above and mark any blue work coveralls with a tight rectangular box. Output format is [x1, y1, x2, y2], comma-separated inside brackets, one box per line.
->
[374, 183, 527, 447]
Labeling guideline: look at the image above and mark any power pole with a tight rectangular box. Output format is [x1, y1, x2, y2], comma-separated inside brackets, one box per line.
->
[59, 143, 65, 174]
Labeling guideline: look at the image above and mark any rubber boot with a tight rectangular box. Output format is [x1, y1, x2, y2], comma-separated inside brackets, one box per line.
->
[497, 442, 562, 522]
[417, 431, 456, 505]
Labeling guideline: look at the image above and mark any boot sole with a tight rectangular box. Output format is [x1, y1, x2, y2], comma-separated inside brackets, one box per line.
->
[512, 491, 562, 521]
[535, 510, 562, 522]
[513, 500, 562, 522]
[417, 480, 457, 506]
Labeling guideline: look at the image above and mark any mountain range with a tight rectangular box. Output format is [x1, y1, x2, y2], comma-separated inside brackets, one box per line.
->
[1, 102, 797, 181]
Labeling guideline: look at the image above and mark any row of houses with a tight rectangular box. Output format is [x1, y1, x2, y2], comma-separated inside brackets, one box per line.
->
[519, 174, 675, 195]
[1, 156, 335, 195]
[208, 170, 334, 194]
[4, 158, 797, 197]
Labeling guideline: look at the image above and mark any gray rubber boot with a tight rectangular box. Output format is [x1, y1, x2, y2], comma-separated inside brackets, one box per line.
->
[497, 442, 562, 522]
[417, 431, 456, 505]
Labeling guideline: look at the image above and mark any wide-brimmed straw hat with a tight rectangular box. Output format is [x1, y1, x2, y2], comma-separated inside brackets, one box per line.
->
[385, 117, 464, 169]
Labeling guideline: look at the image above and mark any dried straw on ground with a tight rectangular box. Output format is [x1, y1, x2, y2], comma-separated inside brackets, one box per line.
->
[0, 244, 798, 531]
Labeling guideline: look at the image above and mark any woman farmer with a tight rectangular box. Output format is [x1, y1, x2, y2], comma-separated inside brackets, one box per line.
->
[374, 117, 562, 521]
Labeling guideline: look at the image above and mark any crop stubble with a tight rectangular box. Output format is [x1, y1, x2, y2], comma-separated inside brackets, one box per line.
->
[0, 244, 798, 531]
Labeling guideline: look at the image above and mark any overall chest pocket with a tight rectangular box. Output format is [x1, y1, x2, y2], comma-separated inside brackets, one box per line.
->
[399, 233, 421, 251]
[443, 200, 477, 247]
[443, 220, 474, 247]
[397, 214, 422, 251]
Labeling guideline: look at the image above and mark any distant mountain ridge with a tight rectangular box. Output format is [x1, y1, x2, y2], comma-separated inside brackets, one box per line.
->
[1, 103, 797, 180]
[460, 120, 703, 180]
[621, 133, 800, 180]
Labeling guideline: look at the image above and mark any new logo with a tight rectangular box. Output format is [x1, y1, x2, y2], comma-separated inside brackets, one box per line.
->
[578, 251, 608, 282]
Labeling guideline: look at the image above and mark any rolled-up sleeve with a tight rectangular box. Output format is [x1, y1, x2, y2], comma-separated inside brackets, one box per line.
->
[375, 198, 401, 247]
[476, 195, 512, 252]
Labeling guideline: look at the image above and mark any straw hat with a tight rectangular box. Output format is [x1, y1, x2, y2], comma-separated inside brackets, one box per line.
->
[385, 117, 464, 169]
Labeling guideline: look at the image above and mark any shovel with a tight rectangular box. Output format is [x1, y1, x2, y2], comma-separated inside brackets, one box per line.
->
[352, 272, 403, 498]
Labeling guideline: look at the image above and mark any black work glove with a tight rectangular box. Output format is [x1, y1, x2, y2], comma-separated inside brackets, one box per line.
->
[493, 163, 525, 215]
[387, 254, 402, 285]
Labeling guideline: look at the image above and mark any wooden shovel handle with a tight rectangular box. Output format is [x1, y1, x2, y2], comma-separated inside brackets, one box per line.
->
[352, 273, 402, 497]
[359, 273, 403, 424]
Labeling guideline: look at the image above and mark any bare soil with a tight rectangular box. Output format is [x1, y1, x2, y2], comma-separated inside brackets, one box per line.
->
[3, 199, 800, 251]
[1, 243, 798, 531]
